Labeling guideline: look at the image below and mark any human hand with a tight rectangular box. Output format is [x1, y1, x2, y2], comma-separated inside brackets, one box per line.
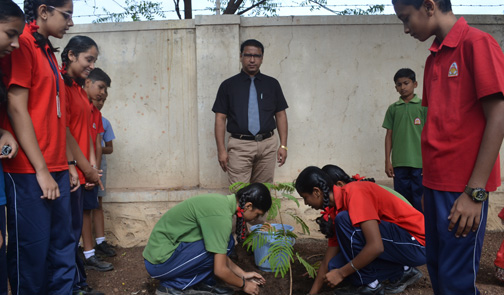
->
[277, 147, 287, 167]
[385, 161, 394, 177]
[448, 192, 482, 238]
[36, 170, 60, 200]
[243, 280, 260, 295]
[69, 165, 80, 192]
[243, 272, 266, 285]
[324, 268, 345, 288]
[0, 130, 18, 159]
[218, 150, 228, 172]
[84, 166, 101, 184]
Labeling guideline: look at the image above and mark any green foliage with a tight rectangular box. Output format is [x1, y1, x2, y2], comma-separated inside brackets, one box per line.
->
[93, 0, 166, 23]
[296, 252, 317, 279]
[208, 0, 279, 16]
[233, 181, 313, 285]
[337, 5, 385, 15]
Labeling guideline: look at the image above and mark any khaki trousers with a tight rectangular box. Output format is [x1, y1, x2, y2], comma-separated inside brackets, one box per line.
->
[227, 135, 278, 185]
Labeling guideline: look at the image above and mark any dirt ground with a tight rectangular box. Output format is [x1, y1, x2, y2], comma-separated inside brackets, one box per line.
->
[87, 232, 504, 295]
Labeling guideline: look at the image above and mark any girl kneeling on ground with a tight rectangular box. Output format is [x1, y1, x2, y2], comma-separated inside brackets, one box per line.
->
[143, 183, 270, 295]
[295, 166, 426, 295]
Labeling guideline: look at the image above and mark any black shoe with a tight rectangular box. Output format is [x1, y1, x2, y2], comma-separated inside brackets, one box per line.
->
[384, 267, 422, 294]
[190, 282, 234, 295]
[334, 283, 385, 295]
[84, 255, 114, 272]
[95, 241, 117, 257]
[156, 285, 185, 295]
[73, 285, 105, 295]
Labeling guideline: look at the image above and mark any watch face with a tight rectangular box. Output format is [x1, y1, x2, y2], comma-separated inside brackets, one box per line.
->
[472, 189, 488, 202]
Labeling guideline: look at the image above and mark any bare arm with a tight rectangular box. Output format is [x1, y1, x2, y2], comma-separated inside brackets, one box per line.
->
[309, 246, 339, 294]
[215, 113, 228, 172]
[65, 135, 79, 192]
[385, 129, 394, 177]
[275, 110, 288, 167]
[102, 140, 113, 154]
[325, 220, 384, 287]
[7, 86, 59, 200]
[95, 134, 102, 169]
[448, 94, 504, 237]
[214, 253, 261, 295]
[66, 128, 99, 184]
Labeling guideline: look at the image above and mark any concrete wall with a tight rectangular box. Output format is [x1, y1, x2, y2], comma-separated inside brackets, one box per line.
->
[52, 15, 504, 247]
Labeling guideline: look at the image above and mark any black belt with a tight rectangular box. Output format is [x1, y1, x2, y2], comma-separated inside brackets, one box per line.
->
[231, 130, 274, 141]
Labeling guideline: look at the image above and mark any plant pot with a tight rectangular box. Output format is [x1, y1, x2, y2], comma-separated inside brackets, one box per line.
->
[249, 223, 296, 272]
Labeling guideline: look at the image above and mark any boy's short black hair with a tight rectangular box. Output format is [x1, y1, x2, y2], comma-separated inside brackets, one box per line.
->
[394, 68, 416, 83]
[88, 68, 111, 87]
[392, 0, 452, 13]
[240, 39, 264, 54]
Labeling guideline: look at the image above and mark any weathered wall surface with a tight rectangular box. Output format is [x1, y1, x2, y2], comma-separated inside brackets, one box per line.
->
[52, 15, 504, 247]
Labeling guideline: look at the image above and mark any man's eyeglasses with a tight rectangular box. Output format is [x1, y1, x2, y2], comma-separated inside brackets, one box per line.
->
[48, 6, 73, 21]
[243, 53, 263, 59]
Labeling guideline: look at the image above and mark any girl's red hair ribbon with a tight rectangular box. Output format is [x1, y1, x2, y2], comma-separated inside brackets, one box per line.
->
[320, 206, 335, 222]
[60, 62, 68, 75]
[29, 20, 39, 34]
[236, 206, 244, 218]
[352, 174, 365, 181]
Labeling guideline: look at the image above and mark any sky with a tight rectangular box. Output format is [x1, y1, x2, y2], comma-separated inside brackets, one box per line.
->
[12, 0, 504, 24]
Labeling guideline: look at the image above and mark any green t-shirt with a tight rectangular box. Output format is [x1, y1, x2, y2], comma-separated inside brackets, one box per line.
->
[143, 193, 236, 264]
[379, 185, 412, 206]
[382, 95, 427, 168]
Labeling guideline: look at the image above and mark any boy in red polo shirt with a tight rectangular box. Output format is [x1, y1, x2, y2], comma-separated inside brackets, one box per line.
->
[393, 0, 504, 294]
[81, 68, 113, 272]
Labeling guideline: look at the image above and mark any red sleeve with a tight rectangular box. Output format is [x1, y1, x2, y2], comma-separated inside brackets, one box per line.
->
[470, 34, 504, 100]
[7, 36, 34, 89]
[64, 85, 71, 127]
[499, 208, 504, 220]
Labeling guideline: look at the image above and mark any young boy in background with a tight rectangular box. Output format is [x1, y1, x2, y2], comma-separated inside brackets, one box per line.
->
[91, 90, 117, 258]
[382, 68, 426, 212]
[393, 0, 504, 294]
[81, 68, 114, 271]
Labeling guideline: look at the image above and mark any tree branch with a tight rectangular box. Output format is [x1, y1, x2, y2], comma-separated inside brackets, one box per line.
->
[224, 0, 244, 14]
[237, 0, 267, 15]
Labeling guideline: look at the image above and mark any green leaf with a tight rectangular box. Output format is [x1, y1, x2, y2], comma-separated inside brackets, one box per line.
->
[282, 193, 299, 207]
[296, 253, 318, 279]
[287, 213, 310, 235]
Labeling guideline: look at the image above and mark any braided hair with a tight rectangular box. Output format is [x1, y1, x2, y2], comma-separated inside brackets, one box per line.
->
[295, 166, 336, 238]
[0, 0, 24, 105]
[234, 183, 272, 243]
[24, 0, 69, 51]
[61, 35, 98, 86]
[322, 164, 375, 184]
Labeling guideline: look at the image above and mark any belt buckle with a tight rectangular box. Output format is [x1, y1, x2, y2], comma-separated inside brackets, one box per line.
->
[255, 134, 263, 141]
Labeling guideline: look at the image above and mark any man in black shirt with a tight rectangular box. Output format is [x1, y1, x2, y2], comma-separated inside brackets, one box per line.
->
[212, 39, 288, 184]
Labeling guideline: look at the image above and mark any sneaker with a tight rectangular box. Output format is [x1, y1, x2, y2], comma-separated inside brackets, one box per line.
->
[156, 286, 185, 295]
[334, 283, 385, 295]
[73, 285, 105, 295]
[384, 267, 422, 294]
[496, 266, 504, 283]
[95, 241, 117, 257]
[189, 282, 234, 295]
[84, 255, 114, 272]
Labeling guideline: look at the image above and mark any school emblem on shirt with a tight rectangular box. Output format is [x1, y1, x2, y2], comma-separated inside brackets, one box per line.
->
[93, 123, 97, 129]
[448, 62, 459, 77]
[414, 117, 421, 125]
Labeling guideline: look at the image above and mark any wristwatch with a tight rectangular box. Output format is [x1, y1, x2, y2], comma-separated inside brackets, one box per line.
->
[464, 186, 488, 202]
[68, 160, 77, 166]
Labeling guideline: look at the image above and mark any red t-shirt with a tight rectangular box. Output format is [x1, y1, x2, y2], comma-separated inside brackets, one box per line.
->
[89, 102, 104, 151]
[0, 26, 67, 173]
[328, 182, 425, 247]
[422, 17, 504, 192]
[65, 81, 92, 184]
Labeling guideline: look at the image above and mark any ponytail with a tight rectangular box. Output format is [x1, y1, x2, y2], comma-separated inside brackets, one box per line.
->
[234, 183, 272, 243]
[322, 164, 376, 184]
[295, 166, 336, 238]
